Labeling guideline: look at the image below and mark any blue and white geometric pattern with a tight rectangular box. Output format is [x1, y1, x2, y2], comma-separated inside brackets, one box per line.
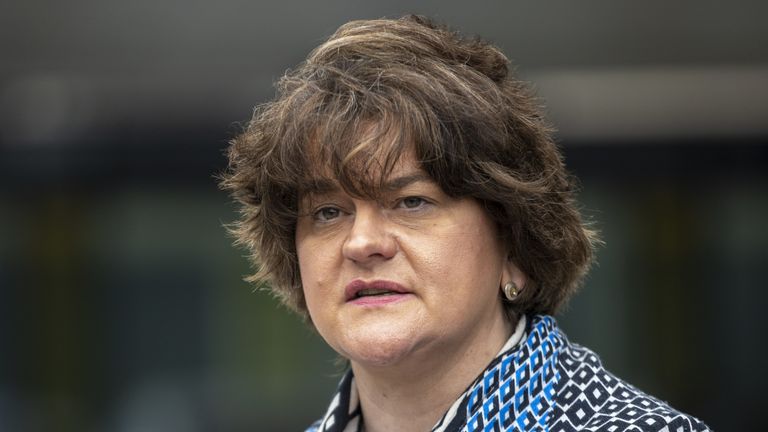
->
[460, 317, 561, 432]
[306, 315, 710, 432]
[549, 339, 708, 432]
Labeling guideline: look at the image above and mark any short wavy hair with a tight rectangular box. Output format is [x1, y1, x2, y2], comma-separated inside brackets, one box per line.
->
[221, 15, 598, 321]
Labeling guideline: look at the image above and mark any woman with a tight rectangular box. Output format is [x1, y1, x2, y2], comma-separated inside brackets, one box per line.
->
[222, 15, 710, 432]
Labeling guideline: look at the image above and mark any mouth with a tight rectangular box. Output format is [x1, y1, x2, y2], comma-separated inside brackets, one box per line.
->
[345, 279, 410, 303]
[353, 288, 400, 298]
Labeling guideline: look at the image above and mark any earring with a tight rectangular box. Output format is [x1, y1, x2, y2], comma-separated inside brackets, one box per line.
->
[502, 281, 518, 301]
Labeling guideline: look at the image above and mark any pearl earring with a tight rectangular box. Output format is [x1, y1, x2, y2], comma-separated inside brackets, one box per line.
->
[503, 281, 518, 301]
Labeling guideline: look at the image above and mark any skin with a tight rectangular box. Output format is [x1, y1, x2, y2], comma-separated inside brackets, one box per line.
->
[295, 152, 527, 432]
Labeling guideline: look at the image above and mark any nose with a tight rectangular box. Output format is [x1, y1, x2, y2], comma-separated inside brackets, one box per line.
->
[342, 205, 397, 264]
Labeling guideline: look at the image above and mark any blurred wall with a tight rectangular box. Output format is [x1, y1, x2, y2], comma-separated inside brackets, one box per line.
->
[2, 1, 767, 431]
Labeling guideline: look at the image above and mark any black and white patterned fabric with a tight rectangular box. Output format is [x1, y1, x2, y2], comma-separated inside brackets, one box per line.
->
[306, 315, 710, 432]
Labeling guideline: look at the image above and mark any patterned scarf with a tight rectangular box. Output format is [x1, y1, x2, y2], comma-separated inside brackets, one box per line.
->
[307, 315, 710, 432]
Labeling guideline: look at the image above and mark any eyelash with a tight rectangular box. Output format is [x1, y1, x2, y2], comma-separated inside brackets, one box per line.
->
[310, 196, 432, 223]
[312, 206, 343, 222]
[396, 196, 429, 210]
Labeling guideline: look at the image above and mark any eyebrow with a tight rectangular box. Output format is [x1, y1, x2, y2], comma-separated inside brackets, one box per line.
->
[382, 173, 433, 191]
[300, 172, 433, 196]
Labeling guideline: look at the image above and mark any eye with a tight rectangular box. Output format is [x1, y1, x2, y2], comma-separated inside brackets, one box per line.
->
[313, 206, 342, 222]
[398, 196, 428, 209]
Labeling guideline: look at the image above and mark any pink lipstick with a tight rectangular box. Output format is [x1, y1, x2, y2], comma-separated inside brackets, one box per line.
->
[344, 279, 412, 306]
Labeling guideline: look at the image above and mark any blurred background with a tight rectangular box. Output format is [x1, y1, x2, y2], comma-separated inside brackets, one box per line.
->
[1, 0, 766, 430]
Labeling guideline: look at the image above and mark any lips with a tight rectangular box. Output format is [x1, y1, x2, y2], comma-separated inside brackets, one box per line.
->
[344, 279, 410, 302]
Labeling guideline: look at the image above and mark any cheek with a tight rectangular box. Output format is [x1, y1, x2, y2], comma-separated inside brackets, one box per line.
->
[409, 233, 500, 284]
[296, 240, 322, 305]
[296, 238, 339, 310]
[422, 217, 505, 298]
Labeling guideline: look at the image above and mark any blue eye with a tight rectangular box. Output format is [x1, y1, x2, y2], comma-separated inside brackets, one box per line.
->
[399, 197, 427, 209]
[314, 206, 341, 221]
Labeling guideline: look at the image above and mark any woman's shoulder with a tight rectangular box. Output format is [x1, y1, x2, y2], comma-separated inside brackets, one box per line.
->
[552, 335, 711, 431]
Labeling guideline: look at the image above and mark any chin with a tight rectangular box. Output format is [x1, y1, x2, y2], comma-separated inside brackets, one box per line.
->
[340, 329, 421, 368]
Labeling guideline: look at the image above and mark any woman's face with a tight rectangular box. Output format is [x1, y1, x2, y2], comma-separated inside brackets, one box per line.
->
[295, 152, 514, 368]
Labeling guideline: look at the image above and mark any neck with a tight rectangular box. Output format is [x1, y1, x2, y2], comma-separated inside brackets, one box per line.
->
[352, 308, 516, 432]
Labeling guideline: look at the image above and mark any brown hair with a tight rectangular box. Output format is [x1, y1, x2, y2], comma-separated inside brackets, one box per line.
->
[221, 15, 599, 320]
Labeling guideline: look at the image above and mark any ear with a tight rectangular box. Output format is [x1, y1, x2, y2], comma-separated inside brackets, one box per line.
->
[499, 258, 527, 293]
